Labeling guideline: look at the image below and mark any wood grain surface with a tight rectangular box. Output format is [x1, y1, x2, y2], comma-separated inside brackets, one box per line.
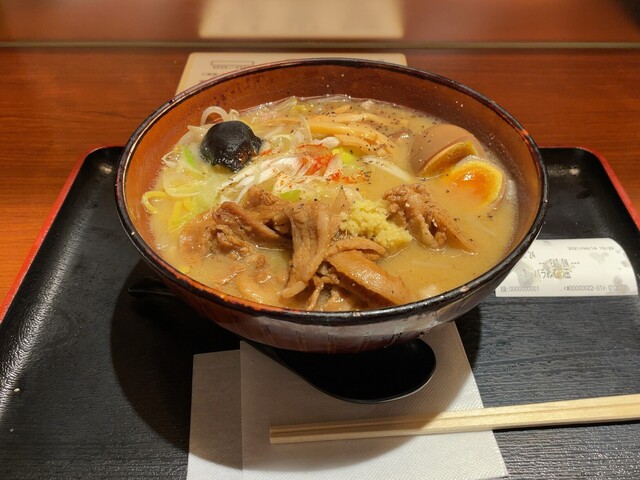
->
[2, 0, 639, 43]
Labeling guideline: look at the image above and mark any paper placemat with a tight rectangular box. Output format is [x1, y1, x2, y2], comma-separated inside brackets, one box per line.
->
[176, 52, 408, 93]
[187, 323, 508, 479]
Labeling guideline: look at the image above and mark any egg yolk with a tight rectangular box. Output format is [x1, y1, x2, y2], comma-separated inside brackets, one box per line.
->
[445, 159, 505, 207]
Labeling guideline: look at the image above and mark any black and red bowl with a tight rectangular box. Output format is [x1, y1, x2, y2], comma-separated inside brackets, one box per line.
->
[115, 58, 548, 354]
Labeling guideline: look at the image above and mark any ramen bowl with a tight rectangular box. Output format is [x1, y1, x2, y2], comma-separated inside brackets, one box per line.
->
[115, 58, 547, 353]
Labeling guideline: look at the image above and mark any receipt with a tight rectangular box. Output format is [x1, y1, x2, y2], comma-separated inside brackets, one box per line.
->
[496, 238, 638, 297]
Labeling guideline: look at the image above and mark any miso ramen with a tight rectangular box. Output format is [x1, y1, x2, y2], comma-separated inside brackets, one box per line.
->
[142, 95, 517, 311]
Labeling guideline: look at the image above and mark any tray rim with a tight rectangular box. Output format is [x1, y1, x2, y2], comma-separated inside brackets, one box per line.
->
[1, 144, 638, 324]
[0, 145, 121, 320]
[544, 144, 640, 229]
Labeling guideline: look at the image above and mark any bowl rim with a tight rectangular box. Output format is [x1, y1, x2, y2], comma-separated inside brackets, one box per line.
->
[115, 57, 549, 325]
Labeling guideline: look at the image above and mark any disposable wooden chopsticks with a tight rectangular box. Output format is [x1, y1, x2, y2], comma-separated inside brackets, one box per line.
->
[270, 393, 640, 444]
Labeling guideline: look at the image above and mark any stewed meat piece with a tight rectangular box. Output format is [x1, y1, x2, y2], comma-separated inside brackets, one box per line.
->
[325, 250, 414, 307]
[244, 186, 291, 235]
[179, 189, 290, 259]
[281, 189, 350, 298]
[179, 185, 422, 311]
[326, 237, 387, 261]
[383, 183, 476, 252]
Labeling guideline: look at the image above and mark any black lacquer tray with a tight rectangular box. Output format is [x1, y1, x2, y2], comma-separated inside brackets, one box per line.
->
[0, 147, 638, 479]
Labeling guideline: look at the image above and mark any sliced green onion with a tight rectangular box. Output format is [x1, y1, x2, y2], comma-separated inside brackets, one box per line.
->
[182, 145, 198, 169]
[332, 147, 358, 165]
[279, 189, 302, 202]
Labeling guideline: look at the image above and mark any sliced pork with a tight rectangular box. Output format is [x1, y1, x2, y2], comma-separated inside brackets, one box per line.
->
[281, 189, 350, 298]
[325, 250, 414, 307]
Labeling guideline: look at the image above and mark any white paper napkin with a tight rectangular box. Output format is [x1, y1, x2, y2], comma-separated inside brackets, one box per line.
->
[187, 350, 243, 479]
[187, 323, 508, 480]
